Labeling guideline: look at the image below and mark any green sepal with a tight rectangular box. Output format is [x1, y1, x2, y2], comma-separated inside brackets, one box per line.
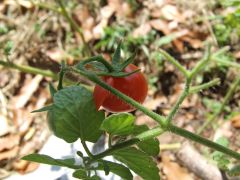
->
[31, 105, 53, 113]
[49, 83, 57, 97]
[112, 41, 122, 68]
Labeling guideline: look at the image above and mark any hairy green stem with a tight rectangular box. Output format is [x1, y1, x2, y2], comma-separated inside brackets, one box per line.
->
[158, 49, 189, 77]
[170, 125, 240, 160]
[57, 62, 66, 90]
[81, 140, 94, 158]
[0, 60, 58, 79]
[57, 0, 91, 56]
[197, 76, 240, 134]
[190, 45, 211, 78]
[213, 58, 240, 69]
[89, 127, 165, 163]
[78, 56, 115, 72]
[166, 78, 191, 123]
[189, 78, 220, 94]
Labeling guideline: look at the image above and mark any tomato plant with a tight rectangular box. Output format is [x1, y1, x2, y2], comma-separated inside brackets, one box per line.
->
[93, 64, 148, 112]
[21, 41, 240, 180]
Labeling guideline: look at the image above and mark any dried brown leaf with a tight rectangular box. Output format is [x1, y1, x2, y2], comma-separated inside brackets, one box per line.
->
[0, 115, 10, 136]
[132, 23, 152, 38]
[13, 160, 39, 174]
[161, 4, 182, 21]
[0, 134, 20, 151]
[0, 146, 19, 161]
[46, 49, 64, 63]
[231, 114, 240, 128]
[10, 75, 43, 109]
[149, 19, 170, 34]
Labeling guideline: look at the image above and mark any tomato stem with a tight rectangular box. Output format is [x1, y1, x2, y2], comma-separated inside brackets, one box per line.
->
[197, 75, 240, 134]
[189, 44, 211, 79]
[165, 78, 191, 124]
[81, 140, 94, 158]
[169, 125, 240, 160]
[189, 78, 220, 94]
[158, 49, 189, 77]
[57, 61, 66, 90]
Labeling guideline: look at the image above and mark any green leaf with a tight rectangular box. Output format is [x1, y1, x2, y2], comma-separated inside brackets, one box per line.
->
[216, 136, 229, 146]
[73, 169, 88, 179]
[31, 105, 52, 113]
[101, 113, 135, 136]
[112, 147, 160, 180]
[96, 160, 133, 180]
[22, 153, 81, 169]
[112, 42, 122, 67]
[133, 125, 160, 156]
[228, 164, 240, 177]
[49, 83, 57, 97]
[73, 170, 101, 180]
[4, 41, 13, 55]
[49, 85, 104, 143]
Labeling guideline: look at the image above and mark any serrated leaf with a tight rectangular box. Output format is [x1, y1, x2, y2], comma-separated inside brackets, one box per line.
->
[49, 85, 104, 143]
[22, 153, 81, 169]
[96, 160, 133, 180]
[31, 105, 52, 113]
[133, 125, 160, 156]
[101, 113, 135, 136]
[112, 147, 160, 180]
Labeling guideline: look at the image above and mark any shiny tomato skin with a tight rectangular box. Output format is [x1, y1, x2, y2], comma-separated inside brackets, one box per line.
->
[93, 64, 148, 112]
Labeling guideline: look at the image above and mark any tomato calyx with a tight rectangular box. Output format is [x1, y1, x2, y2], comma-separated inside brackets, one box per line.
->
[75, 42, 139, 78]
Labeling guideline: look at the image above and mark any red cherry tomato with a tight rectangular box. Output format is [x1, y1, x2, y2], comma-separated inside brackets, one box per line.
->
[93, 64, 148, 112]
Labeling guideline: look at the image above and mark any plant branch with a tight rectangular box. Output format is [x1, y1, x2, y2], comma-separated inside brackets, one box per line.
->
[189, 78, 220, 94]
[197, 76, 240, 134]
[170, 125, 240, 160]
[189, 45, 211, 78]
[57, 0, 91, 56]
[158, 49, 189, 77]
[81, 140, 94, 158]
[0, 60, 58, 79]
[166, 78, 191, 123]
[88, 127, 165, 163]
